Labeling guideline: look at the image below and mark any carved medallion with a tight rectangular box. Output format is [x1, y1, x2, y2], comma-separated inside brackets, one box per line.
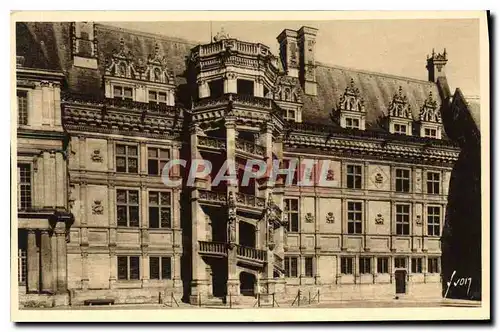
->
[326, 169, 335, 181]
[375, 213, 384, 225]
[375, 173, 384, 184]
[326, 212, 335, 224]
[370, 167, 388, 189]
[415, 215, 422, 225]
[92, 200, 104, 215]
[91, 149, 103, 163]
[305, 212, 314, 223]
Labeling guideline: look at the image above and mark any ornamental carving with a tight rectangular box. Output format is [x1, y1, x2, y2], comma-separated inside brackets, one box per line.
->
[375, 213, 384, 225]
[213, 27, 231, 42]
[326, 212, 335, 224]
[92, 200, 104, 215]
[387, 86, 412, 119]
[326, 170, 335, 181]
[91, 149, 103, 163]
[375, 173, 384, 184]
[305, 212, 314, 223]
[416, 215, 423, 225]
[272, 75, 302, 103]
[419, 91, 441, 123]
[337, 78, 365, 113]
[105, 39, 174, 84]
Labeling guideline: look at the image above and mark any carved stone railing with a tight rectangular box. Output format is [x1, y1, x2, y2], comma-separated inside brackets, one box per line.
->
[198, 190, 227, 205]
[235, 192, 266, 210]
[236, 245, 266, 263]
[198, 241, 228, 256]
[273, 253, 284, 271]
[198, 136, 227, 150]
[193, 93, 273, 111]
[199, 39, 271, 58]
[235, 138, 265, 156]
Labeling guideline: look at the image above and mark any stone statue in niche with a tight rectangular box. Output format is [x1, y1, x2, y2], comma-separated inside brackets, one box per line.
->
[375, 213, 384, 225]
[305, 212, 314, 223]
[326, 212, 335, 224]
[92, 200, 104, 215]
[91, 149, 103, 163]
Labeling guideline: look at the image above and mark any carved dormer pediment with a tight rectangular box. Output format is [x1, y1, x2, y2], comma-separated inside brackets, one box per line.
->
[419, 91, 441, 123]
[144, 43, 175, 84]
[213, 27, 231, 42]
[105, 38, 140, 79]
[271, 75, 302, 103]
[338, 78, 365, 113]
[388, 86, 412, 119]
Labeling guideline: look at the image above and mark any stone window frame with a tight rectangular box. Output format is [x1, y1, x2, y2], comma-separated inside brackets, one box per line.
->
[18, 163, 32, 210]
[284, 255, 299, 278]
[17, 89, 29, 126]
[345, 117, 360, 129]
[426, 171, 441, 195]
[116, 188, 140, 228]
[147, 146, 171, 176]
[394, 256, 407, 269]
[393, 123, 408, 135]
[346, 163, 363, 189]
[340, 256, 354, 275]
[359, 257, 372, 274]
[377, 257, 389, 274]
[424, 127, 438, 138]
[283, 197, 299, 233]
[411, 257, 423, 274]
[427, 257, 440, 274]
[149, 256, 172, 280]
[395, 203, 411, 236]
[346, 200, 363, 234]
[148, 89, 168, 105]
[148, 190, 172, 229]
[304, 256, 314, 277]
[117, 255, 141, 280]
[112, 84, 134, 101]
[427, 205, 441, 237]
[394, 167, 411, 193]
[115, 143, 139, 174]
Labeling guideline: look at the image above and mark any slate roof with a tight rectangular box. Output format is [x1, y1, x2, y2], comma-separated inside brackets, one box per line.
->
[16, 22, 449, 135]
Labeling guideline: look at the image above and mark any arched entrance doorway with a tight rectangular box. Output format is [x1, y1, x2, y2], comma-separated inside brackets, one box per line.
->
[239, 271, 256, 296]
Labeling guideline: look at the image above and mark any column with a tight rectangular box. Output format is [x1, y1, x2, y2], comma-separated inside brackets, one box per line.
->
[198, 80, 209, 99]
[373, 256, 378, 283]
[173, 253, 182, 288]
[141, 252, 149, 287]
[107, 139, 115, 171]
[109, 249, 117, 289]
[315, 196, 321, 285]
[225, 73, 237, 94]
[40, 230, 53, 293]
[81, 251, 89, 290]
[139, 142, 147, 176]
[55, 230, 67, 293]
[26, 230, 39, 293]
[189, 124, 209, 303]
[225, 117, 239, 296]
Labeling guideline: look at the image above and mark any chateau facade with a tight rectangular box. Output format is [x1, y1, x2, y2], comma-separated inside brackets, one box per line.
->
[15, 22, 475, 306]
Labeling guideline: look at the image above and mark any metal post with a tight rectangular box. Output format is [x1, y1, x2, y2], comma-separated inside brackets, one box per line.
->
[298, 290, 301, 307]
[258, 293, 261, 307]
[309, 290, 311, 304]
[272, 293, 275, 308]
[229, 293, 232, 309]
[198, 293, 201, 307]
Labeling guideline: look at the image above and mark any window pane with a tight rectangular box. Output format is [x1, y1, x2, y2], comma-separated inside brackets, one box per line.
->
[148, 160, 159, 175]
[149, 192, 159, 205]
[161, 257, 172, 279]
[291, 258, 298, 277]
[159, 92, 167, 102]
[150, 257, 160, 280]
[124, 88, 133, 98]
[149, 207, 159, 228]
[114, 86, 122, 96]
[160, 192, 171, 205]
[117, 206, 128, 226]
[160, 208, 171, 228]
[159, 149, 170, 159]
[149, 91, 157, 101]
[117, 257, 128, 280]
[129, 257, 140, 280]
[129, 191, 139, 204]
[129, 206, 139, 227]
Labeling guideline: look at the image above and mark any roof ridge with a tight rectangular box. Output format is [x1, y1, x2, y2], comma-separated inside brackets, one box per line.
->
[316, 61, 436, 86]
[95, 23, 199, 47]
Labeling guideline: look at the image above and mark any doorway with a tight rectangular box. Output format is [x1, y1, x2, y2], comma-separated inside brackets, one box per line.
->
[239, 272, 256, 296]
[395, 270, 407, 294]
[239, 222, 256, 248]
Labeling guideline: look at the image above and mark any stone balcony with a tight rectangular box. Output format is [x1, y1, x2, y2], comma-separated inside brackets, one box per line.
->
[198, 241, 267, 269]
[197, 135, 265, 158]
[193, 93, 274, 111]
[197, 190, 266, 212]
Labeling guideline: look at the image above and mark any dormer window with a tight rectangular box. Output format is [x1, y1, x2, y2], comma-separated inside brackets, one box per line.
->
[387, 86, 413, 136]
[149, 90, 167, 105]
[345, 117, 360, 129]
[332, 78, 366, 130]
[113, 85, 133, 100]
[418, 92, 442, 139]
[284, 109, 297, 122]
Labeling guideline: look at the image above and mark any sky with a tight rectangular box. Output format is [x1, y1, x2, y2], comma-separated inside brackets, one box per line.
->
[104, 20, 480, 96]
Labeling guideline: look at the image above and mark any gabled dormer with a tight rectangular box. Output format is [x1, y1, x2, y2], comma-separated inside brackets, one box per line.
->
[271, 75, 303, 122]
[386, 86, 413, 135]
[332, 78, 366, 130]
[418, 91, 442, 139]
[103, 39, 176, 106]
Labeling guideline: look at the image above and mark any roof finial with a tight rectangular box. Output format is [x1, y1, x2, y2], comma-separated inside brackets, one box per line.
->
[213, 27, 231, 42]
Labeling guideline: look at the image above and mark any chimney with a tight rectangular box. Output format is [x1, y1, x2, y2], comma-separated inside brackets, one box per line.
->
[426, 48, 448, 83]
[297, 26, 318, 96]
[72, 22, 98, 69]
[277, 29, 299, 78]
